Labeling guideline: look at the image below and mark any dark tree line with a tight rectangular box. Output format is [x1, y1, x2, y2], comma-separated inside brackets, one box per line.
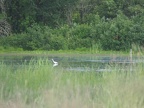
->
[3, 0, 143, 33]
[0, 0, 11, 36]
[0, 0, 144, 51]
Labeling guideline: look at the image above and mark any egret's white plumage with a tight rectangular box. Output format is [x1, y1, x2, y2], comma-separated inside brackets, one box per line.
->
[52, 59, 58, 67]
[52, 59, 58, 64]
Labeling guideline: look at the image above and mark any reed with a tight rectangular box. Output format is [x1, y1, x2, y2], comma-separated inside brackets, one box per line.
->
[0, 58, 144, 108]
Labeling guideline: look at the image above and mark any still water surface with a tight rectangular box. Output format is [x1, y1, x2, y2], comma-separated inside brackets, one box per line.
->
[0, 54, 144, 72]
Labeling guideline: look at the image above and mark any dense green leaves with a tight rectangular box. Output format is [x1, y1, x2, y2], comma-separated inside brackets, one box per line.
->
[5, 0, 35, 33]
[0, 0, 144, 51]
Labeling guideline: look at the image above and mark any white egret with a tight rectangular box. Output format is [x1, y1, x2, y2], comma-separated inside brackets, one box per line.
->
[52, 59, 58, 67]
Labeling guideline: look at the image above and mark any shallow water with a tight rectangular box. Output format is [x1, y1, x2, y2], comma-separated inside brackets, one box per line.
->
[0, 54, 144, 72]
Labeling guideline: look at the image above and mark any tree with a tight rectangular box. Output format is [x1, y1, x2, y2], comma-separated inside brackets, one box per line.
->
[34, 0, 77, 27]
[114, 0, 144, 17]
[0, 0, 11, 36]
[95, 0, 118, 19]
[5, 0, 35, 33]
[69, 0, 97, 24]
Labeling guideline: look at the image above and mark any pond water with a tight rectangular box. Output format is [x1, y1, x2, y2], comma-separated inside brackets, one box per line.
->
[0, 54, 144, 72]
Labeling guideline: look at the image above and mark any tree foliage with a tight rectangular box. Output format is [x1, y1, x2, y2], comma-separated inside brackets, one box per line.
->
[0, 0, 11, 36]
[0, 0, 144, 51]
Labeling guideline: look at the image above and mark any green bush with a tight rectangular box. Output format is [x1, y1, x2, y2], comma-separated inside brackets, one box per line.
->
[67, 24, 92, 49]
[0, 46, 4, 51]
[91, 13, 134, 50]
[0, 24, 52, 50]
[103, 14, 133, 50]
[131, 15, 144, 47]
[0, 13, 144, 51]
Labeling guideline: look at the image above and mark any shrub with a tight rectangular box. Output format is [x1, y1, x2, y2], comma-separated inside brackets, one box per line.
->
[91, 13, 134, 50]
[67, 24, 92, 49]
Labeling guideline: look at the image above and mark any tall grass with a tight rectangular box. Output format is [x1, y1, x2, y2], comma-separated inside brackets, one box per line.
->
[0, 58, 144, 108]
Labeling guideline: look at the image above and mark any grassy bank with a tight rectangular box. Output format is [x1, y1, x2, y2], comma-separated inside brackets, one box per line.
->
[0, 44, 143, 56]
[0, 58, 144, 108]
[0, 49, 132, 57]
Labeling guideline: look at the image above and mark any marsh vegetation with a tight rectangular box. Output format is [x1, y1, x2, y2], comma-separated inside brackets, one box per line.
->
[0, 55, 144, 108]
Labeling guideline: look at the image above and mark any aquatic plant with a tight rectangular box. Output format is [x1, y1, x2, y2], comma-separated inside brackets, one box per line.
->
[0, 58, 144, 108]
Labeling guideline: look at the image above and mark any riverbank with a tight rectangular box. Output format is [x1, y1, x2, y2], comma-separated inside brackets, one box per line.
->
[0, 49, 133, 56]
